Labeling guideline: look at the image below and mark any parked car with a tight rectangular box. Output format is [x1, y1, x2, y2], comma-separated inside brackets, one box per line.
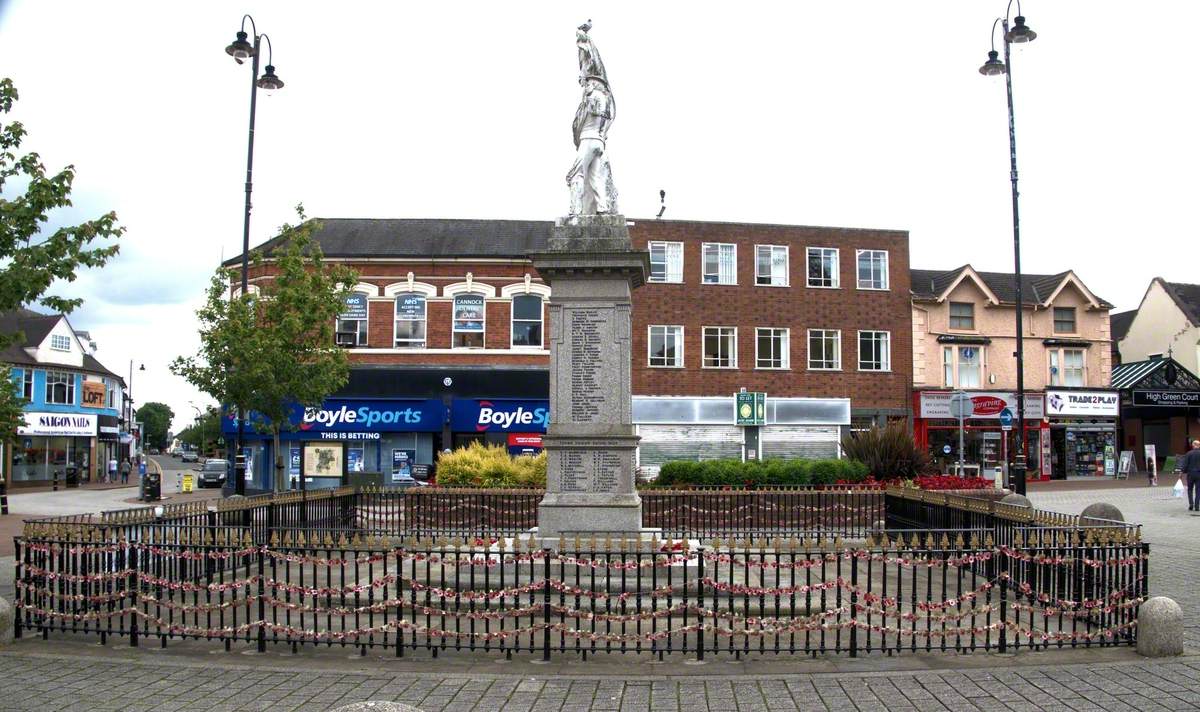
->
[149, 448, 160, 455]
[197, 459, 229, 488]
[181, 450, 199, 463]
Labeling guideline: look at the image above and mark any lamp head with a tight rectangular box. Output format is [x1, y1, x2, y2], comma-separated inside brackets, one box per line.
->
[1005, 15, 1037, 43]
[225, 31, 256, 64]
[978, 50, 1007, 76]
[256, 65, 284, 91]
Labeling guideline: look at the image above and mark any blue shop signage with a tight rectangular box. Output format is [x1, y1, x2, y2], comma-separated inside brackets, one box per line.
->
[223, 399, 445, 439]
[451, 399, 550, 433]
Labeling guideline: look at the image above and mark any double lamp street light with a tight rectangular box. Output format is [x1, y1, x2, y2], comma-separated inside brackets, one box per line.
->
[224, 14, 284, 495]
[978, 1, 1037, 495]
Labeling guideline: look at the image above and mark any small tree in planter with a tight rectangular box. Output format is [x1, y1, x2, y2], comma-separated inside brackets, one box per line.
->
[840, 422, 933, 480]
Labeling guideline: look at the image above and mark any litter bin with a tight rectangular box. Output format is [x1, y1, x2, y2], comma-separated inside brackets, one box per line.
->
[64, 465, 80, 489]
[143, 471, 161, 501]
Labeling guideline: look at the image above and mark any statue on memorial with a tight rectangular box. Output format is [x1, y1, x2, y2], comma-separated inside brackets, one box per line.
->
[567, 21, 619, 216]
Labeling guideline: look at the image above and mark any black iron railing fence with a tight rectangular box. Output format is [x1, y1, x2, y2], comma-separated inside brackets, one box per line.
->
[13, 526, 1146, 658]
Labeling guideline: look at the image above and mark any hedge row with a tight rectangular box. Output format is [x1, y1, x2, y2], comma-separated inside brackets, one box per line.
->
[652, 458, 869, 488]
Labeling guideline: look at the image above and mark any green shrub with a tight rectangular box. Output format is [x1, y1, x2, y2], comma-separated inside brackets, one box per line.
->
[435, 442, 547, 488]
[646, 457, 866, 488]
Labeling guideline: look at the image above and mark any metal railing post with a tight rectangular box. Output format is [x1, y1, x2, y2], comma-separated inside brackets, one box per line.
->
[849, 552, 858, 657]
[129, 539, 139, 647]
[542, 547, 552, 661]
[696, 545, 705, 661]
[257, 545, 266, 653]
[998, 541, 1008, 653]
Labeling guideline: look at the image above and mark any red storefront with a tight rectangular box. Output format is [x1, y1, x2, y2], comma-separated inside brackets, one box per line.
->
[913, 390, 1050, 482]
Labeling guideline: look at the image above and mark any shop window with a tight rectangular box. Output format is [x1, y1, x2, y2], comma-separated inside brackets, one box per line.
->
[703, 326, 737, 368]
[511, 294, 543, 348]
[856, 250, 889, 290]
[23, 369, 34, 401]
[1053, 307, 1076, 334]
[45, 371, 74, 405]
[949, 302, 975, 330]
[702, 243, 736, 285]
[394, 293, 427, 349]
[755, 245, 789, 286]
[806, 247, 839, 288]
[335, 293, 369, 347]
[858, 330, 891, 371]
[452, 294, 486, 349]
[648, 325, 683, 367]
[755, 327, 789, 369]
[648, 241, 683, 283]
[105, 379, 116, 408]
[50, 334, 71, 351]
[943, 345, 983, 388]
[807, 329, 841, 370]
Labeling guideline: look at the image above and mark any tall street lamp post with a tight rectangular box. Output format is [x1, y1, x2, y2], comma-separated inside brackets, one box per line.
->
[224, 15, 284, 495]
[128, 361, 144, 460]
[979, 1, 1037, 495]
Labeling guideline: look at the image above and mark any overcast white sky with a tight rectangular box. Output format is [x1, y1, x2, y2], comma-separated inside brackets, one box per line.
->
[1, 1, 1197, 432]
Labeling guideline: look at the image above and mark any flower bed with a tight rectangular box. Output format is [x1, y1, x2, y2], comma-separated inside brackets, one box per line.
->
[837, 475, 997, 491]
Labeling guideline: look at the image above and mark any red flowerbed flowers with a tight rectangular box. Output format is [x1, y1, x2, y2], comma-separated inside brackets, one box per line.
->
[835, 475, 994, 491]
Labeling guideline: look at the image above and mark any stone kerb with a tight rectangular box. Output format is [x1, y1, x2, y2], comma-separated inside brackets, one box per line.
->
[1137, 596, 1184, 657]
[0, 597, 13, 646]
[331, 703, 423, 712]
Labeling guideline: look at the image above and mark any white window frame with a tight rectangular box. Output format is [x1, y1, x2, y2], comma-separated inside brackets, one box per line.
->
[648, 241, 684, 284]
[754, 245, 789, 287]
[451, 293, 487, 349]
[702, 326, 738, 369]
[647, 325, 684, 368]
[336, 292, 371, 348]
[50, 334, 71, 352]
[943, 344, 984, 388]
[855, 249, 889, 290]
[701, 243, 737, 285]
[1051, 347, 1086, 387]
[510, 294, 544, 349]
[23, 369, 34, 401]
[105, 379, 116, 408]
[807, 329, 842, 371]
[45, 370, 74, 405]
[806, 247, 840, 288]
[857, 330, 891, 372]
[1053, 307, 1077, 334]
[755, 327, 790, 369]
[393, 292, 428, 349]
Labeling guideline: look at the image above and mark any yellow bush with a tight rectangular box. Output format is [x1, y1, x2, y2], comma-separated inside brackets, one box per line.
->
[436, 442, 546, 488]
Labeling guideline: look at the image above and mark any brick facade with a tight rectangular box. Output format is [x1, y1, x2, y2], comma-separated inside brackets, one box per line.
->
[236, 219, 913, 417]
[628, 220, 912, 416]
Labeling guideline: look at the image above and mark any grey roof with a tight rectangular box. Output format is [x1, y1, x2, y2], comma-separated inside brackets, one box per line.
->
[1159, 280, 1200, 326]
[0, 308, 61, 348]
[223, 218, 555, 266]
[1110, 310, 1136, 342]
[910, 266, 1113, 308]
[1111, 359, 1162, 389]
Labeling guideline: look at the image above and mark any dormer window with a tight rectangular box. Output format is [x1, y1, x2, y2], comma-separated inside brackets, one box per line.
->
[50, 334, 71, 351]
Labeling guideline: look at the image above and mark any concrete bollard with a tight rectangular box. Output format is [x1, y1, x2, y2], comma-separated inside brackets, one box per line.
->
[1137, 596, 1184, 657]
[331, 703, 424, 712]
[1080, 502, 1125, 526]
[0, 597, 13, 646]
[999, 493, 1031, 508]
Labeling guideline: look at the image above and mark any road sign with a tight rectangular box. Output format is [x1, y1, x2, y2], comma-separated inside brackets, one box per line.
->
[182, 473, 194, 493]
[949, 393, 973, 419]
[999, 408, 1013, 431]
[735, 391, 766, 426]
[942, 444, 952, 455]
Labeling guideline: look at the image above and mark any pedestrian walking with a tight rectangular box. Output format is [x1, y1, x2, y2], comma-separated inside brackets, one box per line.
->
[107, 457, 117, 484]
[120, 458, 132, 485]
[1181, 440, 1200, 512]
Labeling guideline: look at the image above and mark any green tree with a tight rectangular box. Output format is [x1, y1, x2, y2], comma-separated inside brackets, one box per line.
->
[135, 402, 174, 450]
[0, 78, 123, 444]
[171, 208, 356, 490]
[178, 407, 222, 453]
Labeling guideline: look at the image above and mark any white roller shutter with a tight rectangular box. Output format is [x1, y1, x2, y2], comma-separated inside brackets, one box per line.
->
[637, 425, 743, 475]
[760, 425, 840, 460]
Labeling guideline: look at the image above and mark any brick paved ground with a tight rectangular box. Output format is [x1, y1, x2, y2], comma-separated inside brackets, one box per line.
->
[0, 649, 1197, 711]
[1, 481, 1196, 711]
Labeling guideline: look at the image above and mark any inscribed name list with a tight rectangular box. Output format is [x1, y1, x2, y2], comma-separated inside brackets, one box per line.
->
[567, 308, 609, 423]
[561, 450, 624, 493]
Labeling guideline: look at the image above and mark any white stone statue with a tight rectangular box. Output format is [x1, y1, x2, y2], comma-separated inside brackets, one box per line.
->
[567, 21, 619, 216]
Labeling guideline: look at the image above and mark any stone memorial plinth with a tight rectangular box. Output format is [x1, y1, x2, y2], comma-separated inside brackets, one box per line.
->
[532, 215, 648, 537]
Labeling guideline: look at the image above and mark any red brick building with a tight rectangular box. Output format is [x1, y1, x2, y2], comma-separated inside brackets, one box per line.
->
[226, 218, 911, 485]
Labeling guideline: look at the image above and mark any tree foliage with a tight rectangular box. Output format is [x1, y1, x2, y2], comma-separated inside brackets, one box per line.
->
[135, 402, 175, 450]
[171, 208, 357, 489]
[177, 407, 223, 453]
[0, 78, 123, 444]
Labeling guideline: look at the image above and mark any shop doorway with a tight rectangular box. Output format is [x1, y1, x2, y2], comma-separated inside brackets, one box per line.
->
[1142, 421, 1171, 470]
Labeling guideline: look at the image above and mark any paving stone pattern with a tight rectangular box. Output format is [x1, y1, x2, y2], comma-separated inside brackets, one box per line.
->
[1026, 484, 1200, 648]
[1, 651, 1199, 711]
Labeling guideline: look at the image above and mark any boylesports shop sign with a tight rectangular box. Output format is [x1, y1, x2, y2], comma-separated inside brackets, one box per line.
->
[451, 399, 550, 433]
[223, 399, 445, 440]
